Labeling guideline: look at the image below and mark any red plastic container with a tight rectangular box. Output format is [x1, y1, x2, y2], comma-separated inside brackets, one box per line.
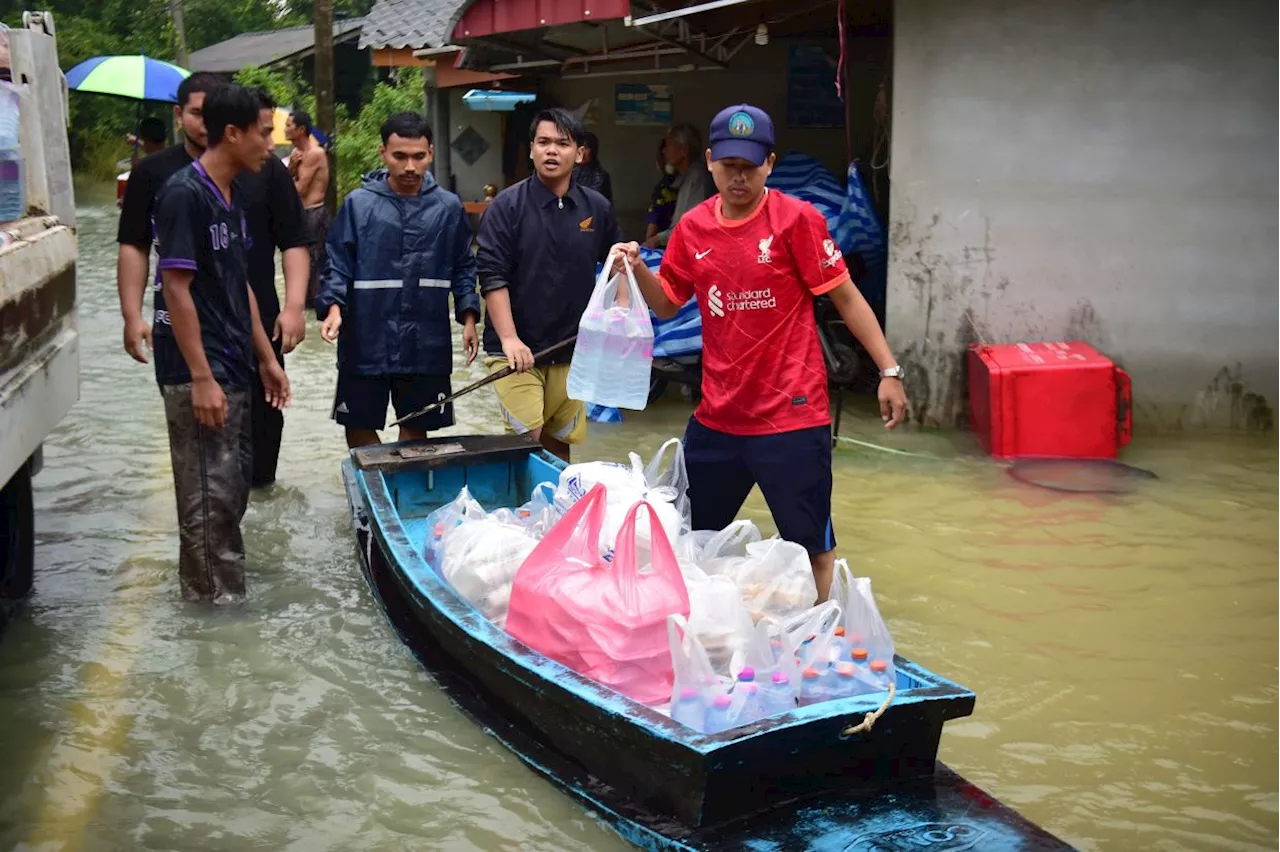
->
[968, 341, 1132, 460]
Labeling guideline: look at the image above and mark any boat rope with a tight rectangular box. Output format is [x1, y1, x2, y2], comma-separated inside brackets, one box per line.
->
[841, 682, 896, 737]
[833, 435, 939, 459]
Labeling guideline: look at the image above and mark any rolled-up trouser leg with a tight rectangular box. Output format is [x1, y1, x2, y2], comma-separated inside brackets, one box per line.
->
[162, 383, 251, 604]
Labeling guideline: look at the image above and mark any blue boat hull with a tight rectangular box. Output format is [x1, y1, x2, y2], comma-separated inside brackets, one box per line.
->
[340, 438, 1075, 851]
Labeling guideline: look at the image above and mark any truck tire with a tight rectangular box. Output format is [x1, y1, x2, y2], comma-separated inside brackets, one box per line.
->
[0, 464, 34, 601]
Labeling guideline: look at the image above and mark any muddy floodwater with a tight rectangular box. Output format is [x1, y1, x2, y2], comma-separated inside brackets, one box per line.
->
[0, 191, 1275, 851]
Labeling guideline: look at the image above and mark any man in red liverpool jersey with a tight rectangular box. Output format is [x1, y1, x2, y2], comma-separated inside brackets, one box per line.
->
[614, 103, 908, 599]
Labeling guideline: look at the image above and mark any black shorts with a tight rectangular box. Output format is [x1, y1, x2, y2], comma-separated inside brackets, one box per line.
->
[682, 417, 836, 556]
[332, 373, 454, 432]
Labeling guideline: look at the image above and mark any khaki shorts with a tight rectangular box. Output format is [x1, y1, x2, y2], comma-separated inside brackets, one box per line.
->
[485, 357, 588, 444]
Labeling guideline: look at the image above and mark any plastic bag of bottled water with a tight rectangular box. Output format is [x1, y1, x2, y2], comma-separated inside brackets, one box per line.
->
[567, 250, 654, 410]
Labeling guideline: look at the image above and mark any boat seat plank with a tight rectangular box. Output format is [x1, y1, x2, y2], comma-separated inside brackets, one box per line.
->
[352, 434, 541, 474]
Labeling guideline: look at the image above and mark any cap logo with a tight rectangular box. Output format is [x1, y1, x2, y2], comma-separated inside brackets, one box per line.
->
[728, 111, 755, 137]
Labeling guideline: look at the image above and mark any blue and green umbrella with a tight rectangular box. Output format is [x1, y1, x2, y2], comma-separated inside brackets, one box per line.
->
[65, 54, 191, 104]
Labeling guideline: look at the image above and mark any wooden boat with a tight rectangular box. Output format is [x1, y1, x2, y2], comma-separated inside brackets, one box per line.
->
[342, 434, 1076, 851]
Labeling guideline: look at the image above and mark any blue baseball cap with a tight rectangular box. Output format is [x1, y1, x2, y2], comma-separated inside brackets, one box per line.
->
[708, 104, 775, 166]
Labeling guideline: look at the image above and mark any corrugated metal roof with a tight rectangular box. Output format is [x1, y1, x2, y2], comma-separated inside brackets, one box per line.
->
[359, 0, 471, 49]
[189, 17, 366, 74]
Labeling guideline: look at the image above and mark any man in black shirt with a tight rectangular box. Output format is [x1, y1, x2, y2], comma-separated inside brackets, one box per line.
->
[476, 108, 623, 461]
[154, 84, 290, 605]
[116, 74, 311, 487]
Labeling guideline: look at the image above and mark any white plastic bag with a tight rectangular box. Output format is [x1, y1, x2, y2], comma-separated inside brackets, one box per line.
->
[680, 560, 755, 677]
[441, 517, 539, 628]
[742, 600, 843, 702]
[735, 538, 819, 624]
[511, 481, 558, 539]
[567, 249, 654, 410]
[829, 560, 897, 689]
[666, 613, 733, 729]
[644, 438, 691, 535]
[553, 455, 681, 559]
[422, 486, 486, 565]
[697, 520, 762, 576]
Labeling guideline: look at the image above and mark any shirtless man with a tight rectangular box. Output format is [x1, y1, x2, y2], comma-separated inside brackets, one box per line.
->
[286, 110, 331, 306]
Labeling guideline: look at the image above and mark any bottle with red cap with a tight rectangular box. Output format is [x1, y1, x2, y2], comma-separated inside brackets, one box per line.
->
[850, 646, 892, 693]
[799, 663, 842, 706]
[828, 626, 849, 665]
[832, 661, 859, 699]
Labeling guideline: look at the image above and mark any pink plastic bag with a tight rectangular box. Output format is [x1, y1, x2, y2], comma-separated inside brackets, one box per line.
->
[507, 483, 691, 704]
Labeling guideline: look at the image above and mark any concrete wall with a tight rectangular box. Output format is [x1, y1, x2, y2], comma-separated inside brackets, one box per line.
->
[887, 0, 1278, 432]
[547, 40, 850, 237]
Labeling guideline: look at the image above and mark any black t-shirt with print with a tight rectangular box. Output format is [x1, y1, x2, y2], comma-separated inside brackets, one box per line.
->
[153, 161, 255, 389]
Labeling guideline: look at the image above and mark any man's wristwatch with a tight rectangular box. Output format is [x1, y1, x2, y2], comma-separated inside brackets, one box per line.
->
[880, 365, 905, 380]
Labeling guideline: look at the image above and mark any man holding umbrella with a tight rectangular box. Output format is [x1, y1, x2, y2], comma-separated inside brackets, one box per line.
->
[116, 73, 312, 488]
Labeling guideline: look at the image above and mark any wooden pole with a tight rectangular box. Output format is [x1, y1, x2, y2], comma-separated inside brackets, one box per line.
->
[169, 0, 190, 68]
[314, 0, 337, 212]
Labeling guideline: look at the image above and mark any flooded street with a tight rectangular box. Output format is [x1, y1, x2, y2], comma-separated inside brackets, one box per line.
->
[0, 191, 1275, 851]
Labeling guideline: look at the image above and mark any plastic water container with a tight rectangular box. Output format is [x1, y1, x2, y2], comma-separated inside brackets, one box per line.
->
[800, 663, 843, 706]
[832, 662, 859, 698]
[704, 694, 735, 734]
[849, 647, 876, 695]
[758, 671, 794, 717]
[0, 81, 24, 223]
[867, 658, 892, 691]
[671, 688, 705, 732]
[568, 308, 654, 410]
[828, 626, 849, 665]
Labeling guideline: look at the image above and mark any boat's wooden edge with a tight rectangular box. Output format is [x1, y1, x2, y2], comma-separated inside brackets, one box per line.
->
[351, 433, 542, 473]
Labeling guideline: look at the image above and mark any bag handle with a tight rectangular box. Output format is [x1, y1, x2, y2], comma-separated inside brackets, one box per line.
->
[628, 451, 677, 504]
[644, 438, 683, 483]
[613, 500, 689, 606]
[514, 482, 608, 586]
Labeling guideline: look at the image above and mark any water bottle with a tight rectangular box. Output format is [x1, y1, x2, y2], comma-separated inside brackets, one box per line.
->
[0, 81, 24, 224]
[832, 662, 859, 699]
[849, 647, 875, 695]
[704, 693, 735, 734]
[731, 666, 763, 724]
[828, 627, 849, 665]
[732, 681, 761, 726]
[868, 658, 892, 691]
[798, 666, 822, 705]
[758, 671, 795, 717]
[670, 688, 705, 732]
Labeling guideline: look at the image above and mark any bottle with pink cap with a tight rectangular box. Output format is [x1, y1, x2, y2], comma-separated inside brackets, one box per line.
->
[757, 669, 795, 717]
[731, 666, 764, 725]
[670, 687, 706, 731]
[703, 693, 736, 734]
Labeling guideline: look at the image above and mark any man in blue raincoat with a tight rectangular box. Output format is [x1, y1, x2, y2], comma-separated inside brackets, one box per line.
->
[317, 112, 481, 448]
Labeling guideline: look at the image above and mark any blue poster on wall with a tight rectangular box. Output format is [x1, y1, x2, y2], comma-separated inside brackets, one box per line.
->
[615, 83, 673, 126]
[786, 44, 844, 128]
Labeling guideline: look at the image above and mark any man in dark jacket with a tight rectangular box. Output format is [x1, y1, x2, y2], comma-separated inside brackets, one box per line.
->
[316, 112, 480, 449]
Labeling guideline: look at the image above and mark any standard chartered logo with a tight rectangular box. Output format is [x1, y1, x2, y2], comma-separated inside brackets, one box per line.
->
[707, 284, 725, 317]
[706, 284, 775, 318]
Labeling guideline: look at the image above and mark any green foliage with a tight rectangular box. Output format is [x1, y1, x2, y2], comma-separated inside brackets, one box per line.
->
[2, 0, 388, 182]
[333, 67, 424, 199]
[232, 65, 315, 114]
[75, 127, 132, 182]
